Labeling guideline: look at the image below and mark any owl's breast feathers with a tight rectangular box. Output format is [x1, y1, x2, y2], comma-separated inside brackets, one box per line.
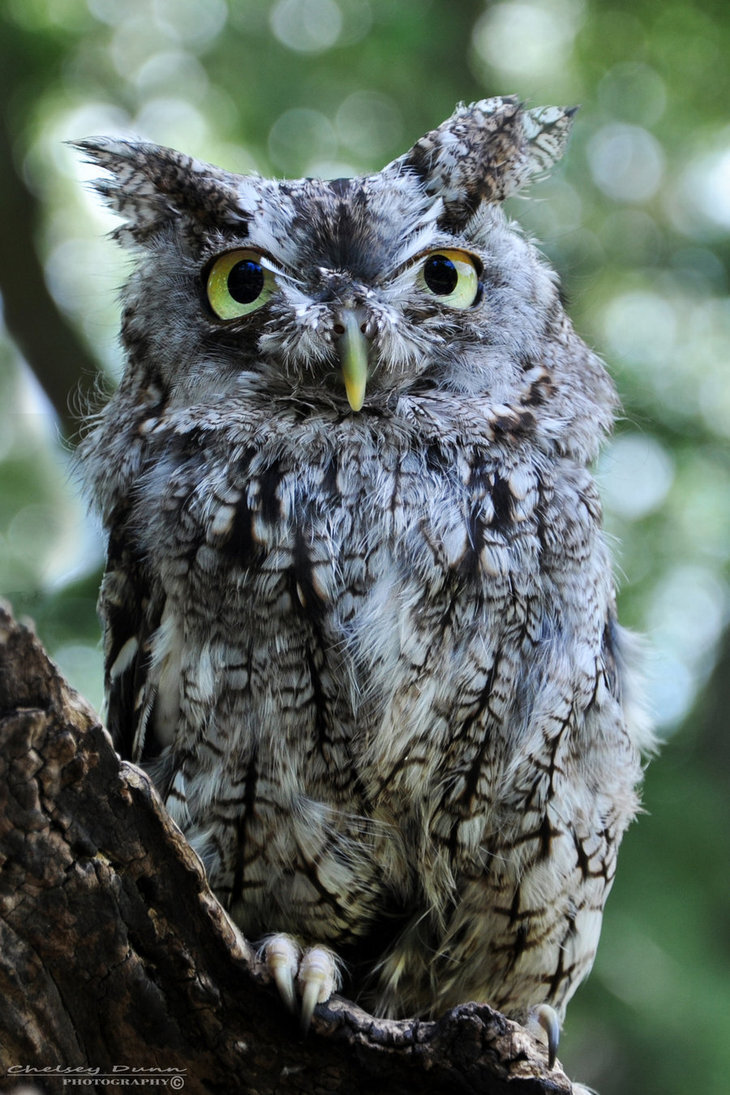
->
[92, 395, 644, 1018]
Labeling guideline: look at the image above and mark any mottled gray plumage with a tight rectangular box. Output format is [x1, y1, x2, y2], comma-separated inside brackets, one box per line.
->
[77, 97, 650, 1043]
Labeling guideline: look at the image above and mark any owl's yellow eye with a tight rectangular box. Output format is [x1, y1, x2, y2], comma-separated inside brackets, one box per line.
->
[418, 250, 481, 309]
[206, 249, 277, 320]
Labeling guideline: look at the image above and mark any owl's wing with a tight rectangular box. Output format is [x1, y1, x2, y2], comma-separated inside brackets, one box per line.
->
[100, 530, 171, 779]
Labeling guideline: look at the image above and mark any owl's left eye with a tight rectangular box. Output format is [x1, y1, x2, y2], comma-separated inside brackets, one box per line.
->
[206, 249, 277, 320]
[418, 250, 481, 309]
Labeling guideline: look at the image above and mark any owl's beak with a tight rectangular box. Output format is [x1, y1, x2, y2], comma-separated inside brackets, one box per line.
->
[335, 309, 368, 412]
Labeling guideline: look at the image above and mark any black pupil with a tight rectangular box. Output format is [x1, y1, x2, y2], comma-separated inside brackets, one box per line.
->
[424, 255, 459, 295]
[228, 259, 264, 304]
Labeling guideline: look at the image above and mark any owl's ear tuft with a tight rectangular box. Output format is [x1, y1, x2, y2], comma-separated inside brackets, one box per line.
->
[396, 97, 577, 230]
[71, 137, 248, 246]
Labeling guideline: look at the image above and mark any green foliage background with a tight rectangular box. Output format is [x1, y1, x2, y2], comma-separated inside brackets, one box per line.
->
[1, 1, 728, 1090]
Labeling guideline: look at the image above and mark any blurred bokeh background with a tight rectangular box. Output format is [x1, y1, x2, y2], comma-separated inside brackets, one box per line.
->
[1, 1, 728, 1090]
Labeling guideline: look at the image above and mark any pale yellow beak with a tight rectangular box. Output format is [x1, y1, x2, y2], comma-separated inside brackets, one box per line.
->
[336, 310, 368, 412]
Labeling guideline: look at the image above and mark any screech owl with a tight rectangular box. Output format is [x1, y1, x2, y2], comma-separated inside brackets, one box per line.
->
[76, 96, 651, 1064]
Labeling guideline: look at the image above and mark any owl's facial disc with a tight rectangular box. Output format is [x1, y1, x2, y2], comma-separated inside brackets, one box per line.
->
[334, 308, 369, 412]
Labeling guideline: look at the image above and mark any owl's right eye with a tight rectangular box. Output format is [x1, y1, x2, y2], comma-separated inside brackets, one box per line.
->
[206, 249, 277, 320]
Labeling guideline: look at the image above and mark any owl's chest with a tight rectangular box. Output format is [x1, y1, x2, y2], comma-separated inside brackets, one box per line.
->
[134, 435, 555, 803]
[127, 427, 611, 935]
[143, 434, 545, 634]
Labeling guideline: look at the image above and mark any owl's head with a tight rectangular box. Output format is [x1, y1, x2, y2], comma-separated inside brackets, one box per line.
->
[77, 97, 613, 455]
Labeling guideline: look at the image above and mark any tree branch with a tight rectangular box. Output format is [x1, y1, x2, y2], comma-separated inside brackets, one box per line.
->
[0, 602, 576, 1095]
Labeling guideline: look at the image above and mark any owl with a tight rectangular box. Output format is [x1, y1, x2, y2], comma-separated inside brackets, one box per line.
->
[76, 96, 650, 1066]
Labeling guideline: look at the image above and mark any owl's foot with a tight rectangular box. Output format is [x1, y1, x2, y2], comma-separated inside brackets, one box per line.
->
[528, 1003, 560, 1069]
[261, 934, 340, 1032]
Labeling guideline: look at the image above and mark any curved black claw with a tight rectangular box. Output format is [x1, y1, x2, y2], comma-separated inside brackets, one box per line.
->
[535, 1003, 560, 1069]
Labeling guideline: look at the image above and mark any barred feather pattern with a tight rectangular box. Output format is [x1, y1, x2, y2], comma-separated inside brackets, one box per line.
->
[77, 96, 650, 1027]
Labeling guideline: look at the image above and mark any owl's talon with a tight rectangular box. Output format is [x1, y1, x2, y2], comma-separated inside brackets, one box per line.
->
[261, 934, 300, 1014]
[533, 1003, 560, 1069]
[262, 935, 339, 1030]
[298, 946, 339, 1033]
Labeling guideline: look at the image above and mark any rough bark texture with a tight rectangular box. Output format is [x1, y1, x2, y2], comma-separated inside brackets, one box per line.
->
[0, 601, 577, 1095]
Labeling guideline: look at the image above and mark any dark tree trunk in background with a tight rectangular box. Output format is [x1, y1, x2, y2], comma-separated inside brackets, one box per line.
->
[0, 17, 104, 439]
[0, 602, 575, 1095]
